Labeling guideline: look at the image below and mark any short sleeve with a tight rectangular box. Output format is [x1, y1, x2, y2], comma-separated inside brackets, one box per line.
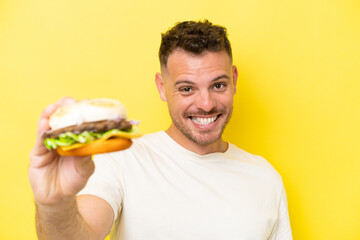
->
[269, 183, 293, 240]
[77, 153, 124, 223]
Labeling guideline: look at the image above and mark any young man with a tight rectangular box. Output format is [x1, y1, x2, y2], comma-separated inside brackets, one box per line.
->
[29, 20, 292, 240]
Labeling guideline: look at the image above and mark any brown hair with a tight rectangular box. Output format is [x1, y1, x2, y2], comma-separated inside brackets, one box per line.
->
[159, 20, 232, 67]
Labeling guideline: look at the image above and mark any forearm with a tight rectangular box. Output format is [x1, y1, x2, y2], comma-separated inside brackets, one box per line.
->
[35, 198, 94, 240]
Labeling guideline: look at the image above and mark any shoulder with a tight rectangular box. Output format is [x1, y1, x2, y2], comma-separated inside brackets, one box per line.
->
[226, 143, 283, 183]
[228, 144, 275, 169]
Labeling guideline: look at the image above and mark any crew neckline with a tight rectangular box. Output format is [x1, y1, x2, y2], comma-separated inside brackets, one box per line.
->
[157, 131, 234, 161]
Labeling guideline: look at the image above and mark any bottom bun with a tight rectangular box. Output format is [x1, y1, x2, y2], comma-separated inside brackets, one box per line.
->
[56, 138, 132, 156]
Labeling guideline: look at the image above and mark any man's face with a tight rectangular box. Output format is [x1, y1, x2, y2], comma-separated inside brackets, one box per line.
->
[156, 49, 238, 147]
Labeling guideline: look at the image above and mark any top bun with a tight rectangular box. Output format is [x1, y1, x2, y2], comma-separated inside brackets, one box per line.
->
[49, 98, 127, 131]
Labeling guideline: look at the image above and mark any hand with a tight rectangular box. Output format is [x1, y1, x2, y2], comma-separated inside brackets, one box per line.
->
[29, 97, 95, 206]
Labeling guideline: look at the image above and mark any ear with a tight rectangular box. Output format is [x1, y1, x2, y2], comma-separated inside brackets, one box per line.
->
[155, 72, 167, 101]
[232, 65, 238, 94]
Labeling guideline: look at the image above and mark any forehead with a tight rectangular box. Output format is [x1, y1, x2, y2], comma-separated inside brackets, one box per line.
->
[162, 50, 232, 79]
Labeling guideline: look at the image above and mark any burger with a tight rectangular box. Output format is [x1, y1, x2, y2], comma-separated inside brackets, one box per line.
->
[44, 98, 141, 156]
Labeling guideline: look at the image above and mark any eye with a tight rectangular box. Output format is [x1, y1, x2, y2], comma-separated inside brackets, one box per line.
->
[213, 83, 226, 90]
[180, 87, 192, 93]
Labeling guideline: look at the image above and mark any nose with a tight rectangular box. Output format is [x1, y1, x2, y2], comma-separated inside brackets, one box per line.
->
[195, 90, 216, 112]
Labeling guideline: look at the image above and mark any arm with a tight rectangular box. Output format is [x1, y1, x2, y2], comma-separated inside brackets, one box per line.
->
[35, 195, 113, 240]
[29, 98, 113, 240]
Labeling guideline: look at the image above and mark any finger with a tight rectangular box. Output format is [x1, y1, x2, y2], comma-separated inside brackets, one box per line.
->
[38, 97, 77, 134]
[74, 156, 95, 180]
[39, 104, 58, 123]
[32, 105, 57, 160]
[37, 116, 51, 135]
[29, 145, 57, 168]
[32, 130, 51, 156]
[34, 106, 58, 157]
[39, 97, 76, 121]
[31, 97, 78, 163]
[54, 96, 77, 108]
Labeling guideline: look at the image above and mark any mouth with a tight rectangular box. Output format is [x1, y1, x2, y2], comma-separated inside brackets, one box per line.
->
[189, 114, 221, 126]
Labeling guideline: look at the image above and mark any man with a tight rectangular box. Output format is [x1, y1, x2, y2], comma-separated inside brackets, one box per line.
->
[29, 20, 292, 239]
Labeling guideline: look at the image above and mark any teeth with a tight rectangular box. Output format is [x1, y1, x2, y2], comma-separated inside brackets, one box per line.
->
[191, 116, 217, 125]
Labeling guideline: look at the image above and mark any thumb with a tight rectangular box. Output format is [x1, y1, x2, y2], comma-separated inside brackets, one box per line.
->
[74, 156, 95, 180]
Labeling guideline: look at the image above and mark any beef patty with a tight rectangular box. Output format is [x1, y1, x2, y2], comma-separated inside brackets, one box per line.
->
[46, 119, 132, 139]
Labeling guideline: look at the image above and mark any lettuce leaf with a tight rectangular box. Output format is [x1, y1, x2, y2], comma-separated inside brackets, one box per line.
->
[44, 128, 138, 150]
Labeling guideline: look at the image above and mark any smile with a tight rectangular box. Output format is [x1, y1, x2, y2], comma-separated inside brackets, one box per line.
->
[190, 115, 219, 125]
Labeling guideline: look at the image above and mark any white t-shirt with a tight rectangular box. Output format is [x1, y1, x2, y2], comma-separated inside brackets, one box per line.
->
[78, 131, 292, 240]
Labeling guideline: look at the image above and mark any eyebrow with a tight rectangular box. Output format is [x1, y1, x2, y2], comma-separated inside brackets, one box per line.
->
[211, 74, 230, 82]
[174, 74, 230, 87]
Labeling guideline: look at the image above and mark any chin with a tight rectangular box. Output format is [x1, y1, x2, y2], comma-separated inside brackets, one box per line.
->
[193, 129, 225, 145]
[192, 135, 222, 146]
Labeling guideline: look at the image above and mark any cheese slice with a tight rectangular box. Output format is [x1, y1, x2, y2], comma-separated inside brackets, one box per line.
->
[59, 130, 142, 151]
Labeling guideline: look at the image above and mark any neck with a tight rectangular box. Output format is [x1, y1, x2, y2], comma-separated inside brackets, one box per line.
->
[165, 124, 228, 155]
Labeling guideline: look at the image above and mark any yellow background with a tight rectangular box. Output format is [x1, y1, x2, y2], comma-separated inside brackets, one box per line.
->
[1, 0, 359, 239]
